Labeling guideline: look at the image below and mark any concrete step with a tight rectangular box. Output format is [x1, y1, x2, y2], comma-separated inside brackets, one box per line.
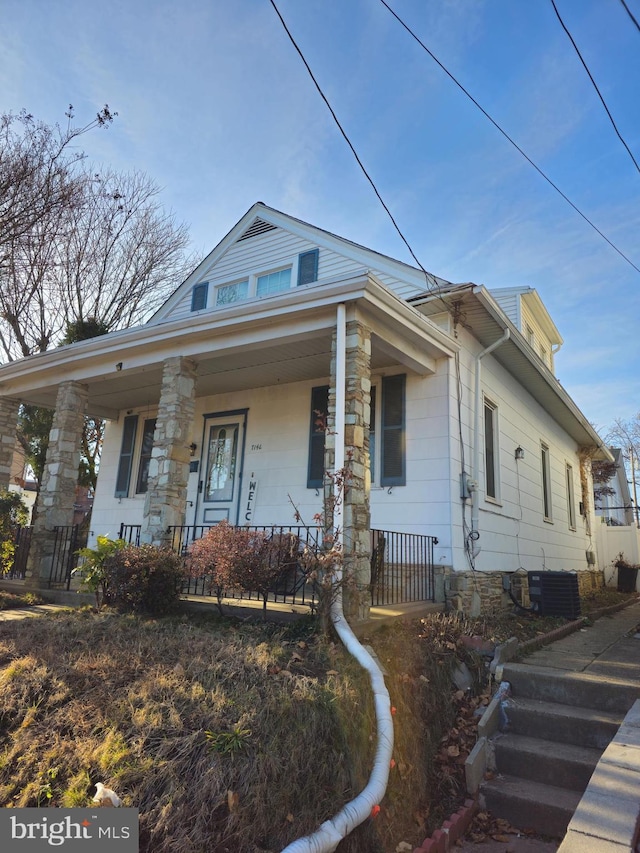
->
[492, 734, 600, 791]
[481, 774, 582, 838]
[506, 697, 622, 750]
[501, 662, 640, 714]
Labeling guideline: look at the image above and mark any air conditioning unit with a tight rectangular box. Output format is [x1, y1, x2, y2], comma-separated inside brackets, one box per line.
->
[527, 571, 581, 619]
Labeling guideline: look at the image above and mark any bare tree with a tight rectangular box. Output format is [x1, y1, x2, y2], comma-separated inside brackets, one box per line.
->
[1, 108, 197, 497]
[0, 106, 115, 277]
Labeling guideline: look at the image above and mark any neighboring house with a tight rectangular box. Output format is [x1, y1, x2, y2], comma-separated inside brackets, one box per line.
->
[594, 448, 640, 577]
[594, 448, 635, 527]
[0, 203, 612, 616]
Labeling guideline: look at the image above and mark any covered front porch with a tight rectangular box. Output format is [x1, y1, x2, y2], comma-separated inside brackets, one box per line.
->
[0, 272, 456, 621]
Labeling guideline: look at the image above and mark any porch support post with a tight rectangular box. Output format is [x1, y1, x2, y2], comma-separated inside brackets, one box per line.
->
[0, 397, 20, 490]
[141, 356, 197, 546]
[326, 317, 372, 622]
[25, 381, 87, 587]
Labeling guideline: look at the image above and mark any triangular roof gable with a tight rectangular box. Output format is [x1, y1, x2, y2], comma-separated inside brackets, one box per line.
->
[148, 202, 450, 324]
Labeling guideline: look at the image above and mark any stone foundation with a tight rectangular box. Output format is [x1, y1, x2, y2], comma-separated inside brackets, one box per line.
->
[445, 568, 606, 617]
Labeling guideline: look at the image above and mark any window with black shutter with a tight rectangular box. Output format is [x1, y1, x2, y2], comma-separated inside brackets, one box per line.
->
[135, 418, 157, 494]
[297, 249, 319, 286]
[115, 415, 138, 497]
[381, 374, 405, 486]
[307, 385, 329, 488]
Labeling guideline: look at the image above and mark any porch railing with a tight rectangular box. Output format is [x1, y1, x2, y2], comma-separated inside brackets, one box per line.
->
[49, 524, 80, 590]
[8, 526, 32, 579]
[370, 528, 437, 605]
[118, 523, 437, 607]
[169, 524, 323, 609]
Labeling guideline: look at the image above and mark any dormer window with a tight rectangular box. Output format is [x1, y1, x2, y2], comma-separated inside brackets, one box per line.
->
[256, 268, 291, 297]
[216, 280, 249, 306]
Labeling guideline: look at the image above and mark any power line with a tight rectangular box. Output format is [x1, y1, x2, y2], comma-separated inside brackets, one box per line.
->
[267, 0, 446, 300]
[379, 0, 640, 275]
[550, 0, 640, 174]
[619, 0, 640, 33]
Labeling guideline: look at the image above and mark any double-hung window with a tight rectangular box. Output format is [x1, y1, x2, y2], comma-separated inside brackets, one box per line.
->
[483, 399, 499, 500]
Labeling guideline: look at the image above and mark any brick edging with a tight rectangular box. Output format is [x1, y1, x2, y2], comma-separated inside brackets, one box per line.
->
[517, 594, 639, 657]
[412, 798, 478, 853]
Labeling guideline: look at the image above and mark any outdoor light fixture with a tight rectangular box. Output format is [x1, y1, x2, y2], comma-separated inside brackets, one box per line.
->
[115, 362, 123, 371]
[515, 446, 525, 461]
[189, 443, 197, 457]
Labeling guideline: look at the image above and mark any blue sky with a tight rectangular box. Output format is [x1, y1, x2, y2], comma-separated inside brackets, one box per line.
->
[2, 0, 639, 434]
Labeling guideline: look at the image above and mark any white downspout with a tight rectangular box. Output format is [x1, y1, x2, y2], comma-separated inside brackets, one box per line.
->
[281, 304, 394, 853]
[470, 329, 510, 557]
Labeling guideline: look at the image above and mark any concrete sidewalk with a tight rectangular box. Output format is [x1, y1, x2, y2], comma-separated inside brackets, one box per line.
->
[520, 599, 640, 678]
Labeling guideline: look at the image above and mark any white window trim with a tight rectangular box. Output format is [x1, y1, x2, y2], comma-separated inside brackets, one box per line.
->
[483, 396, 501, 504]
[210, 257, 301, 308]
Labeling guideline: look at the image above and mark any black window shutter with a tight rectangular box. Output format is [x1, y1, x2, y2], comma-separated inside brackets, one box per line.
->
[191, 282, 209, 311]
[297, 249, 319, 286]
[381, 375, 405, 486]
[307, 385, 329, 488]
[115, 415, 138, 497]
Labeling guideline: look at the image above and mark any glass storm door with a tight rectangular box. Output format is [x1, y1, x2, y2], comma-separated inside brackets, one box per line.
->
[196, 415, 245, 526]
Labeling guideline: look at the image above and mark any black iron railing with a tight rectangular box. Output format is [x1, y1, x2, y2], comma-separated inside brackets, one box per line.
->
[116, 523, 437, 607]
[49, 524, 80, 589]
[370, 528, 437, 605]
[172, 524, 323, 609]
[8, 526, 32, 579]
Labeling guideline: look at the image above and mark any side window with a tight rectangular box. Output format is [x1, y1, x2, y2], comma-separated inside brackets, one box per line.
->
[307, 385, 329, 488]
[115, 415, 138, 498]
[297, 249, 319, 286]
[135, 419, 157, 494]
[484, 399, 499, 500]
[541, 443, 553, 520]
[191, 282, 209, 312]
[381, 374, 405, 487]
[566, 463, 576, 530]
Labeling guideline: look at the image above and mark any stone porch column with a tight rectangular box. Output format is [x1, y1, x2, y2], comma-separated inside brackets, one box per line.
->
[141, 356, 197, 546]
[325, 319, 372, 622]
[25, 381, 87, 587]
[0, 397, 20, 490]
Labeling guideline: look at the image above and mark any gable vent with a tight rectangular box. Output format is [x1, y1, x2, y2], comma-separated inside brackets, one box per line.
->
[236, 218, 277, 242]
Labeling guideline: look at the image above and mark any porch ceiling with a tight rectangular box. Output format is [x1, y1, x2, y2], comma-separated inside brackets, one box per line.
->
[0, 274, 457, 420]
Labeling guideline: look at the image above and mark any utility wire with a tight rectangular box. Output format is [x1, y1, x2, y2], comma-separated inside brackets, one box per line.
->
[550, 0, 640, 174]
[268, 0, 445, 299]
[379, 0, 640, 275]
[619, 0, 640, 33]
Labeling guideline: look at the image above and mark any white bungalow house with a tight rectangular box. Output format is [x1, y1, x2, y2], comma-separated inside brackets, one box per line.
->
[0, 203, 612, 617]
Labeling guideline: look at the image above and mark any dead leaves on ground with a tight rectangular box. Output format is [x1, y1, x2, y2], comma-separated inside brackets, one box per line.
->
[466, 810, 520, 843]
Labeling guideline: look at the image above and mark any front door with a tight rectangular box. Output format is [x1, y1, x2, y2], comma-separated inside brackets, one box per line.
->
[195, 413, 246, 526]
